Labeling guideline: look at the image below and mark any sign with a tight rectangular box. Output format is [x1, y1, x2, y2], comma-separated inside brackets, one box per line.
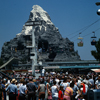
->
[25, 21, 42, 26]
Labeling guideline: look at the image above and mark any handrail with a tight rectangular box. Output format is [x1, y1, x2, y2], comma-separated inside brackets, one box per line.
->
[0, 57, 15, 69]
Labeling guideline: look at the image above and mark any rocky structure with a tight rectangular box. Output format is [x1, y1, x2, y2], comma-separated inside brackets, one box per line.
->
[1, 5, 80, 64]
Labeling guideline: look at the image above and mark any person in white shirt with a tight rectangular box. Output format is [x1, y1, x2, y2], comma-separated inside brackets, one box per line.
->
[95, 75, 100, 89]
[19, 79, 27, 100]
[51, 81, 59, 100]
[55, 76, 60, 86]
[60, 77, 70, 91]
[41, 68, 45, 76]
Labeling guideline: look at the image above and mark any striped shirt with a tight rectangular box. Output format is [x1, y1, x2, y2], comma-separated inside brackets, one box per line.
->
[64, 87, 73, 97]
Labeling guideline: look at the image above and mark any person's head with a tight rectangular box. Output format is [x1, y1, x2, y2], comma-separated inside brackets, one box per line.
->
[20, 78, 26, 85]
[60, 86, 63, 91]
[78, 95, 84, 99]
[67, 78, 70, 83]
[89, 75, 92, 79]
[86, 76, 89, 80]
[58, 81, 61, 85]
[70, 81, 74, 88]
[22, 80, 26, 85]
[40, 80, 44, 84]
[20, 78, 24, 83]
[80, 83, 83, 88]
[98, 75, 100, 80]
[53, 81, 56, 85]
[47, 79, 50, 83]
[2, 79, 6, 84]
[0, 82, 2, 86]
[15, 80, 18, 84]
[33, 79, 36, 82]
[63, 78, 67, 82]
[29, 78, 33, 81]
[11, 78, 16, 84]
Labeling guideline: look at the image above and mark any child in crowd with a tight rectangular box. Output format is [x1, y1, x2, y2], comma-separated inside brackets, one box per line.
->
[48, 88, 52, 100]
[58, 86, 63, 100]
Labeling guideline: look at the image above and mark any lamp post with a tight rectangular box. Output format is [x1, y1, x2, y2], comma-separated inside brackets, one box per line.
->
[25, 21, 42, 76]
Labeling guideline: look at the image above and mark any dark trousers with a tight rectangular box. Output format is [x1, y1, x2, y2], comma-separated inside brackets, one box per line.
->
[19, 94, 26, 100]
[0, 94, 2, 100]
[28, 92, 36, 100]
[9, 93, 16, 100]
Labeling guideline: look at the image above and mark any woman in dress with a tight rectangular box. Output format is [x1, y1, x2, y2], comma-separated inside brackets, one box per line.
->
[38, 80, 46, 100]
[45, 79, 50, 100]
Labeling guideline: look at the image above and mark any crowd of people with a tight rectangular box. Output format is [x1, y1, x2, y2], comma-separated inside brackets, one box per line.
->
[0, 70, 100, 100]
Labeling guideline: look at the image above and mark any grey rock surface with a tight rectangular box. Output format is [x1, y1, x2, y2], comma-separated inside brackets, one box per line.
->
[1, 5, 81, 64]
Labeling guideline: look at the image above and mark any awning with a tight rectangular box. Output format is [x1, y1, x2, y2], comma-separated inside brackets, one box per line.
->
[43, 65, 100, 69]
[91, 69, 100, 73]
[60, 65, 100, 69]
[28, 70, 39, 73]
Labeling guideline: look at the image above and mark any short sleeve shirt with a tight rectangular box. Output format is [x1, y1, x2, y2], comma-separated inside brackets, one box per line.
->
[27, 82, 36, 92]
[51, 85, 58, 98]
[95, 80, 100, 89]
[64, 87, 73, 97]
[19, 85, 27, 94]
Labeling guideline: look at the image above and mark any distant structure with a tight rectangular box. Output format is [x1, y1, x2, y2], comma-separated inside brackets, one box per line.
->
[1, 5, 80, 64]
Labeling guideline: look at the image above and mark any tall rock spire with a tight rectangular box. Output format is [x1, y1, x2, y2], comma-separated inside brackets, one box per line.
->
[17, 5, 53, 36]
[29, 5, 52, 23]
[1, 5, 80, 63]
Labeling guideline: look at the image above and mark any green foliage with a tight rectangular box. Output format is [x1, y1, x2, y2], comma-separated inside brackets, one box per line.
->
[91, 39, 100, 62]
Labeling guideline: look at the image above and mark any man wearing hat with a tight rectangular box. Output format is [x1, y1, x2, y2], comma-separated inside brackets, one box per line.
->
[6, 78, 18, 100]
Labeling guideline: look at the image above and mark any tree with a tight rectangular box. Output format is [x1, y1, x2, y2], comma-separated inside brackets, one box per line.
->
[91, 39, 100, 62]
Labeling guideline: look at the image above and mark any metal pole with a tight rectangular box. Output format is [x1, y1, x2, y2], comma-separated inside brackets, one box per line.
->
[32, 26, 35, 76]
[31, 26, 37, 76]
[25, 21, 42, 76]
